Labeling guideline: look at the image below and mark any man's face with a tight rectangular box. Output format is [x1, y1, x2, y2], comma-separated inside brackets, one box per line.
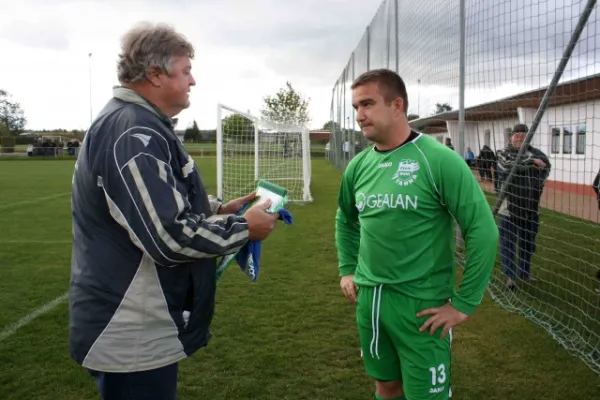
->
[352, 82, 402, 143]
[511, 131, 526, 148]
[157, 55, 195, 117]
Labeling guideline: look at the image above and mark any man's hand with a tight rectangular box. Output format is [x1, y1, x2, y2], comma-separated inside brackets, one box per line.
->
[533, 159, 546, 169]
[340, 275, 358, 304]
[242, 200, 279, 241]
[417, 302, 468, 339]
[219, 191, 257, 215]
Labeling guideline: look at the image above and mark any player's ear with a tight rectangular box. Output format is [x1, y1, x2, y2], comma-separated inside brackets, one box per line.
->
[394, 97, 404, 115]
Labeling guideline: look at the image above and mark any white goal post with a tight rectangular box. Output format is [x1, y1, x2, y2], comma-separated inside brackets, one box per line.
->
[216, 103, 313, 204]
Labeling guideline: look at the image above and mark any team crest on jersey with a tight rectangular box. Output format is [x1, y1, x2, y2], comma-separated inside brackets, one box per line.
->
[392, 159, 420, 186]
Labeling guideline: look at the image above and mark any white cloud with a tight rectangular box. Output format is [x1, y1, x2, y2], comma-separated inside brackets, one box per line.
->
[0, 0, 381, 131]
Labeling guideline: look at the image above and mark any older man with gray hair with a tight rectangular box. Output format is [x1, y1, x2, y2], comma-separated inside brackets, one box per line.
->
[69, 22, 279, 399]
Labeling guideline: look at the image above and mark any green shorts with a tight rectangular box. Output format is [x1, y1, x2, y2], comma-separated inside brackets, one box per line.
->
[356, 284, 452, 399]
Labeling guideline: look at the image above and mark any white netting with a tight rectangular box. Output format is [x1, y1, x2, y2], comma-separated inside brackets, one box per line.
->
[216, 103, 312, 204]
[329, 0, 600, 375]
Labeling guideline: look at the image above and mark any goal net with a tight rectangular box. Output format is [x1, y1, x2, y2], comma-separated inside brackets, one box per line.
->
[216, 103, 312, 204]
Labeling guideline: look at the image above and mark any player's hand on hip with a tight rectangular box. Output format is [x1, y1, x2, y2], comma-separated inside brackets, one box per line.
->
[417, 302, 468, 339]
[220, 191, 257, 214]
[340, 275, 358, 304]
[243, 200, 278, 241]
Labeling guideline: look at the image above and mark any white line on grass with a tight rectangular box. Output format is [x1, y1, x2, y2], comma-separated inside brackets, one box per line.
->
[0, 192, 71, 211]
[0, 292, 69, 343]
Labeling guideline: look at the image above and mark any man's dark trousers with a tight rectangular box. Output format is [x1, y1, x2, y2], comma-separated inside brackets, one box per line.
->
[88, 362, 178, 400]
[499, 212, 540, 279]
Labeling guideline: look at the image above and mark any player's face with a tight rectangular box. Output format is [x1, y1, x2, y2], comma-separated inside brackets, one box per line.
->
[510, 131, 526, 148]
[157, 55, 196, 117]
[352, 82, 403, 143]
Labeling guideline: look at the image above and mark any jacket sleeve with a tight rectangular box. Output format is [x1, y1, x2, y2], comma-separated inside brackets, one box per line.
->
[437, 149, 498, 315]
[335, 163, 360, 277]
[529, 147, 552, 181]
[99, 126, 249, 266]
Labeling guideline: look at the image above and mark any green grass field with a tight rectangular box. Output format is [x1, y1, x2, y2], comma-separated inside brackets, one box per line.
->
[1, 156, 599, 399]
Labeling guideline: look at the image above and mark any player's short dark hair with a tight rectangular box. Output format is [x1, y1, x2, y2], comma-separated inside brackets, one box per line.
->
[351, 69, 409, 113]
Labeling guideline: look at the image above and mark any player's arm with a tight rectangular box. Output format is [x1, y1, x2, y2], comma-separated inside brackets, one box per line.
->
[438, 151, 499, 315]
[100, 127, 249, 266]
[335, 165, 360, 277]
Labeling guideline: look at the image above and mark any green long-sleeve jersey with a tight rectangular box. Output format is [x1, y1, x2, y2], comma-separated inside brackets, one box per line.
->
[335, 132, 498, 315]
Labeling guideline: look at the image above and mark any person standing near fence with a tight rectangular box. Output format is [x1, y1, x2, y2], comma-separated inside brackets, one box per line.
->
[335, 68, 498, 400]
[496, 124, 551, 290]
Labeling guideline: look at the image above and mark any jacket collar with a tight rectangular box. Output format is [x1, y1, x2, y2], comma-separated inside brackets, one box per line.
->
[112, 86, 178, 129]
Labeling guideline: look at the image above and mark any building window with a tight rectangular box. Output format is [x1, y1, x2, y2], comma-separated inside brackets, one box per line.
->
[575, 123, 586, 154]
[551, 127, 560, 154]
[562, 126, 572, 154]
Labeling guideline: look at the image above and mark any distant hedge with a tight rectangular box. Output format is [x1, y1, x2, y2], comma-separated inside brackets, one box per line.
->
[0, 136, 15, 153]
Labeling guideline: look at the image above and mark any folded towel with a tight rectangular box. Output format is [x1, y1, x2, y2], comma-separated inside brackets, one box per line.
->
[235, 208, 293, 281]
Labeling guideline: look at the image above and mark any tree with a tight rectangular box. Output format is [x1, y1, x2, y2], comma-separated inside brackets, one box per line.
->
[260, 82, 310, 127]
[184, 120, 201, 143]
[0, 121, 15, 153]
[0, 89, 27, 135]
[434, 103, 453, 114]
[222, 113, 255, 142]
[322, 120, 341, 132]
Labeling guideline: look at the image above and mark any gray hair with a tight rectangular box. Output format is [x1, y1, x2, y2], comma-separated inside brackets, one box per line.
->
[117, 22, 195, 84]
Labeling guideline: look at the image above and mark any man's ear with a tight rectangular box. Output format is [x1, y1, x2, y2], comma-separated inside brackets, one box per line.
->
[394, 97, 404, 115]
[146, 66, 163, 87]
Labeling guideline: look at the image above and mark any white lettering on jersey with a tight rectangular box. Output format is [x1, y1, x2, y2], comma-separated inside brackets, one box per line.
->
[377, 162, 393, 169]
[356, 192, 418, 212]
[393, 159, 420, 186]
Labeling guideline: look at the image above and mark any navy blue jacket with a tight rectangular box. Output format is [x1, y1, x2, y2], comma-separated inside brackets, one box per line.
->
[69, 87, 249, 372]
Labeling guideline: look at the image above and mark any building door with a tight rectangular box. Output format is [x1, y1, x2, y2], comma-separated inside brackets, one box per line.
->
[484, 129, 491, 147]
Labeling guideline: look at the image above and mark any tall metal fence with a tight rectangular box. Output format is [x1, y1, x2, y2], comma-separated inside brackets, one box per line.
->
[330, 0, 600, 375]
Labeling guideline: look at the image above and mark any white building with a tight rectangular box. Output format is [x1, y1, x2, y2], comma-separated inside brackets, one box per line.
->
[409, 74, 600, 196]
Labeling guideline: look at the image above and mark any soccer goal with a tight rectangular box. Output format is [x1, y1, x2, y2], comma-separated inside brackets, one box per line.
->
[216, 103, 312, 204]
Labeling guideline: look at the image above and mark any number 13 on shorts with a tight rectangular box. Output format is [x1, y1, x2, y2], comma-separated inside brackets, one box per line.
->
[428, 363, 447, 394]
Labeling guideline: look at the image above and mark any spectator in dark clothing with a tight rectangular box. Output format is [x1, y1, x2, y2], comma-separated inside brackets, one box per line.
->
[445, 137, 454, 150]
[496, 124, 551, 290]
[478, 145, 496, 182]
[593, 168, 599, 210]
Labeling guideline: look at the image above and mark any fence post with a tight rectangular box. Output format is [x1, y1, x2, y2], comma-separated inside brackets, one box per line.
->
[456, 0, 467, 251]
[394, 0, 399, 73]
[491, 0, 598, 216]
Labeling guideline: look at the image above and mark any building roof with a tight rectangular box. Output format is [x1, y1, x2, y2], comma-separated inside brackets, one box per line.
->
[310, 129, 330, 141]
[410, 72, 600, 131]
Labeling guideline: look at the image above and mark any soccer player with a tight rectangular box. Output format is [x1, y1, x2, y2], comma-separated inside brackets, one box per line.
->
[335, 69, 498, 400]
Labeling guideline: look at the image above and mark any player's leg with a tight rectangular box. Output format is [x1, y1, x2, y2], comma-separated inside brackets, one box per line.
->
[388, 296, 452, 400]
[356, 285, 405, 399]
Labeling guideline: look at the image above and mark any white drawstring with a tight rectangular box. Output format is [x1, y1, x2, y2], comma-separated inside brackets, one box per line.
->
[369, 284, 383, 359]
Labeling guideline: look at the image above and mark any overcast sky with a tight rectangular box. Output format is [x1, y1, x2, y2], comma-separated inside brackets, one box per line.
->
[1, 0, 599, 132]
[0, 0, 380, 131]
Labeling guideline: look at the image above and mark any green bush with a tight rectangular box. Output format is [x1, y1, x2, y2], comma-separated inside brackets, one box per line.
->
[0, 136, 15, 153]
